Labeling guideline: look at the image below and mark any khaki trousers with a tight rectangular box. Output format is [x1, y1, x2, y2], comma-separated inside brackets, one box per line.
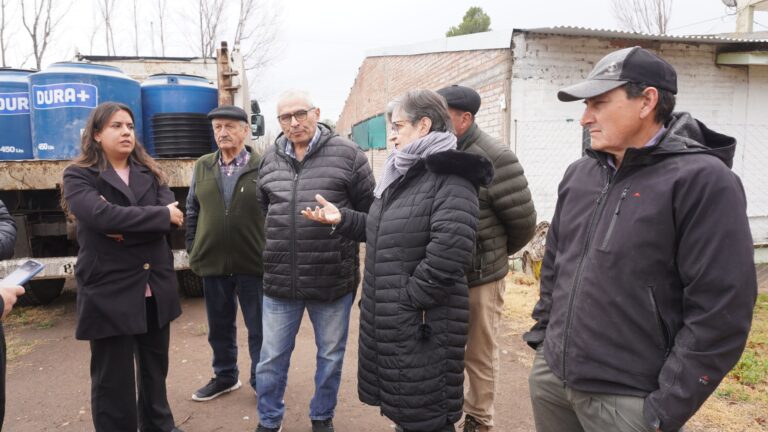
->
[464, 278, 505, 428]
[528, 347, 656, 432]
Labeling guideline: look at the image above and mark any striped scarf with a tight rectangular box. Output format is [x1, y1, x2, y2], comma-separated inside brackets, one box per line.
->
[373, 131, 457, 198]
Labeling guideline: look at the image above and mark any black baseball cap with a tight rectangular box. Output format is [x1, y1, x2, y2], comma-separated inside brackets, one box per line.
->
[557, 46, 678, 102]
[436, 85, 481, 115]
[207, 105, 248, 122]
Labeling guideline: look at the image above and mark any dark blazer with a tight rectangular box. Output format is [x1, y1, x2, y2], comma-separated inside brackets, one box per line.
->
[63, 159, 182, 341]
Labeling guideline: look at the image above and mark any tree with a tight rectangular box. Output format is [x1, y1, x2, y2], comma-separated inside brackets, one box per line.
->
[233, 0, 280, 73]
[155, 0, 168, 56]
[611, 0, 673, 34]
[0, 0, 13, 67]
[20, 0, 68, 70]
[446, 6, 491, 37]
[96, 0, 117, 55]
[197, 0, 226, 58]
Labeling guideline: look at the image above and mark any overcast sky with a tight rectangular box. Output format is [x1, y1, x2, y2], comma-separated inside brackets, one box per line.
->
[6, 0, 765, 133]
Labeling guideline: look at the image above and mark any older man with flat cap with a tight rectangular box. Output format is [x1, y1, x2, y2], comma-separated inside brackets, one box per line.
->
[186, 105, 266, 402]
[524, 46, 757, 432]
[436, 85, 536, 432]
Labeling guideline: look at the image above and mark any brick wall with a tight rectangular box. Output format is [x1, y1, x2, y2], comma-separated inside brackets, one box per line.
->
[336, 49, 512, 179]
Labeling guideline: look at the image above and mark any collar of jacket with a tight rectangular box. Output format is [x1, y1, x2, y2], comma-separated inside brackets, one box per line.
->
[273, 123, 335, 158]
[457, 122, 480, 151]
[88, 157, 153, 206]
[202, 144, 259, 170]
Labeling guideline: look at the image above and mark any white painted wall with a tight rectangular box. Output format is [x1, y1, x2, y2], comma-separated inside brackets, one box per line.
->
[508, 32, 768, 241]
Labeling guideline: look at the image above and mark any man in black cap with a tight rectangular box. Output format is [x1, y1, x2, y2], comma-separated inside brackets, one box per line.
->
[436, 85, 536, 432]
[524, 46, 756, 432]
[186, 104, 266, 402]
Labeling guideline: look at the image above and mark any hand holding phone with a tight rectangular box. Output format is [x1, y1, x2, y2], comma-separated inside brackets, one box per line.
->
[0, 259, 45, 286]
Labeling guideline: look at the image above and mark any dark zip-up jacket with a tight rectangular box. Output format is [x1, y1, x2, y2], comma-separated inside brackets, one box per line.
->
[523, 113, 757, 432]
[335, 150, 492, 431]
[258, 124, 374, 301]
[0, 199, 13, 428]
[458, 123, 536, 286]
[185, 145, 265, 277]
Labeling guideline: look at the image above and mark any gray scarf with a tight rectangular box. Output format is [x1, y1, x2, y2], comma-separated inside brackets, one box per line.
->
[373, 131, 457, 198]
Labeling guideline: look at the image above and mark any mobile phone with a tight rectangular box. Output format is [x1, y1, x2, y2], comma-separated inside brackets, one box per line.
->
[0, 259, 45, 286]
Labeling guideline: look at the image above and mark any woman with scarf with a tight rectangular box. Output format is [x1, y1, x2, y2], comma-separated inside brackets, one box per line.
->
[303, 89, 493, 432]
[62, 102, 184, 432]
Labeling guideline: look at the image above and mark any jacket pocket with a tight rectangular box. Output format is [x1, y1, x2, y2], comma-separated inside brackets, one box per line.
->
[600, 185, 630, 250]
[647, 284, 671, 357]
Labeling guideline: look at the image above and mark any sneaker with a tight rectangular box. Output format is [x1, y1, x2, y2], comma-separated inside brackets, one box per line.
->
[192, 377, 242, 401]
[312, 418, 335, 432]
[461, 414, 488, 432]
[255, 424, 283, 432]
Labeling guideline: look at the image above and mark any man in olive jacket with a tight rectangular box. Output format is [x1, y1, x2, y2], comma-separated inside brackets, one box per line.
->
[255, 90, 374, 432]
[437, 85, 537, 432]
[186, 105, 266, 402]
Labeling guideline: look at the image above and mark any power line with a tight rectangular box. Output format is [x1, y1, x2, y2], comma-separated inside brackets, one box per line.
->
[669, 14, 732, 32]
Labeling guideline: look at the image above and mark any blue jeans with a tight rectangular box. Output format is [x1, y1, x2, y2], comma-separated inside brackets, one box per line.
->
[256, 292, 354, 428]
[202, 275, 263, 391]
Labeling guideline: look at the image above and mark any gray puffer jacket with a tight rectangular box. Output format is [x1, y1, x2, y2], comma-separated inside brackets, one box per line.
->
[258, 124, 375, 301]
[0, 200, 15, 260]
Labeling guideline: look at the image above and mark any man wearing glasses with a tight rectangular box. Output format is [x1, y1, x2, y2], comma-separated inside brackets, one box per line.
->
[255, 90, 375, 432]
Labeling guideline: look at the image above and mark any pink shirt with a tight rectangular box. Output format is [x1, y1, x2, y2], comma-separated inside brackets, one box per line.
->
[114, 166, 152, 298]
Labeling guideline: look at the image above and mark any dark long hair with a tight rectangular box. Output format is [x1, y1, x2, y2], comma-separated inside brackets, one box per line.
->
[61, 102, 168, 214]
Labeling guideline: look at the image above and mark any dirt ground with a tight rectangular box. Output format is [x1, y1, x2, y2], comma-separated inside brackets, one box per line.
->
[5, 289, 536, 432]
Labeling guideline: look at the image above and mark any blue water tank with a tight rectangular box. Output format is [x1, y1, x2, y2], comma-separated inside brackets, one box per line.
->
[141, 74, 218, 157]
[0, 69, 34, 160]
[29, 62, 142, 160]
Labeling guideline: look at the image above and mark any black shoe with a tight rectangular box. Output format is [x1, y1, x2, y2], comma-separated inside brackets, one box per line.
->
[312, 418, 335, 432]
[192, 377, 241, 401]
[255, 423, 283, 432]
[461, 414, 482, 432]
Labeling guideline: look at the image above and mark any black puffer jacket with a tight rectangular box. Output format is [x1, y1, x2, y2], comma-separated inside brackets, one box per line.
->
[0, 200, 15, 260]
[336, 150, 493, 431]
[458, 123, 536, 286]
[524, 113, 757, 432]
[259, 124, 374, 301]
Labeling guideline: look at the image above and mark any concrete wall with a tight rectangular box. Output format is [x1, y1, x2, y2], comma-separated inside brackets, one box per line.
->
[336, 49, 512, 179]
[509, 32, 768, 242]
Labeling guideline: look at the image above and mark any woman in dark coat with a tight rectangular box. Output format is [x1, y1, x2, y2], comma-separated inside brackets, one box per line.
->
[303, 89, 492, 432]
[62, 102, 184, 432]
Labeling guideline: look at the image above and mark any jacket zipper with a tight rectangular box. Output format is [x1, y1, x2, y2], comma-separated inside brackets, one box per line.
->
[561, 167, 612, 387]
[600, 185, 630, 249]
[225, 165, 257, 276]
[291, 170, 299, 299]
[647, 284, 671, 357]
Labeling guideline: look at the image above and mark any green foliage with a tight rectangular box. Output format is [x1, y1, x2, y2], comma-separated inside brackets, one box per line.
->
[446, 6, 491, 37]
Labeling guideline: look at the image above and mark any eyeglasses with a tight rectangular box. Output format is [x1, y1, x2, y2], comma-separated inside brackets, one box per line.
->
[390, 121, 409, 135]
[277, 107, 315, 125]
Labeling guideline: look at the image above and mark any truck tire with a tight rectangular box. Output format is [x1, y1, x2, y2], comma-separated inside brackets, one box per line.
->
[177, 270, 204, 298]
[18, 278, 65, 307]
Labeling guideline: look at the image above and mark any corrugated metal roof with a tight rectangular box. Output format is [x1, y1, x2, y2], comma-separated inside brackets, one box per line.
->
[521, 26, 768, 44]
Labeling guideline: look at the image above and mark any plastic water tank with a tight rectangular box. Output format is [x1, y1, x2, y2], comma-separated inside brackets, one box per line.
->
[29, 62, 142, 160]
[141, 74, 218, 157]
[0, 69, 34, 160]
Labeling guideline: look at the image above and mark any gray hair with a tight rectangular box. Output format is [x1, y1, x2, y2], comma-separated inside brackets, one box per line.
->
[386, 89, 453, 133]
[276, 90, 315, 112]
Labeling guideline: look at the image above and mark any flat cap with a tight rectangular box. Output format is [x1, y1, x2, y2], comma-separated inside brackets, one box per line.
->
[207, 105, 248, 122]
[436, 85, 481, 116]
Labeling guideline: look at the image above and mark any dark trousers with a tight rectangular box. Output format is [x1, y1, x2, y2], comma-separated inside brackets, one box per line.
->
[203, 274, 263, 390]
[1, 323, 5, 429]
[90, 297, 175, 432]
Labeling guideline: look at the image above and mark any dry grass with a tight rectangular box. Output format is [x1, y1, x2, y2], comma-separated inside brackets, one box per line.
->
[3, 301, 68, 361]
[502, 273, 768, 431]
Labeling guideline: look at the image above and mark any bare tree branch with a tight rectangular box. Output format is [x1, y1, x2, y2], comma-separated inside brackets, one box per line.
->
[20, 0, 68, 69]
[0, 0, 13, 67]
[234, 0, 281, 73]
[611, 0, 673, 34]
[197, 0, 226, 58]
[155, 0, 167, 56]
[132, 0, 138, 56]
[96, 0, 117, 55]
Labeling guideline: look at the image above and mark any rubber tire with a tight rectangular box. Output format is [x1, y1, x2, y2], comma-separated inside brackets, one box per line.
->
[17, 278, 65, 307]
[177, 270, 204, 298]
